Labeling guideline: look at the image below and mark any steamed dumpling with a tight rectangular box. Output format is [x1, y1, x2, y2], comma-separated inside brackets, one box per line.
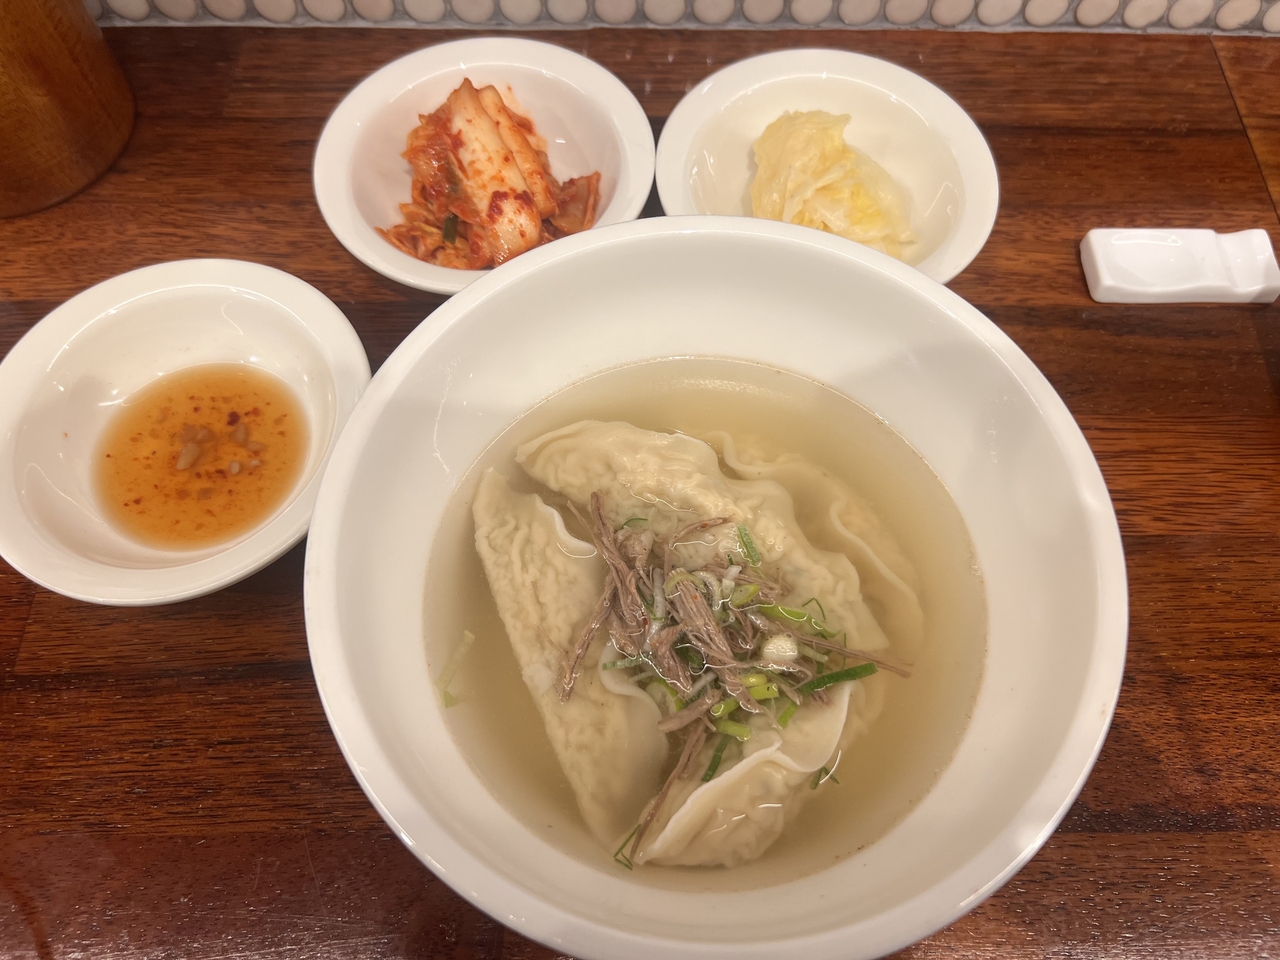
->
[515, 420, 891, 652]
[472, 469, 669, 844]
[708, 431, 925, 659]
[637, 683, 860, 867]
[474, 421, 918, 869]
[512, 421, 912, 867]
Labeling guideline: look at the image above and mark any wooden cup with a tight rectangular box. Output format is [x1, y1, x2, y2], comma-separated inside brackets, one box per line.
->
[0, 0, 135, 219]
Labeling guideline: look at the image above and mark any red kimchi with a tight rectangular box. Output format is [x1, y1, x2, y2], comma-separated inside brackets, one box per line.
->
[378, 79, 602, 270]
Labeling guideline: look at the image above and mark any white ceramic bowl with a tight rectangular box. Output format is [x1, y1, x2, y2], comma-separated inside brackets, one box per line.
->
[304, 217, 1126, 958]
[655, 49, 999, 284]
[314, 37, 656, 295]
[0, 259, 370, 606]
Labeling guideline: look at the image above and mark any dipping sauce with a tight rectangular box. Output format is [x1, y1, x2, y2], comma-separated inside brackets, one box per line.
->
[96, 364, 308, 548]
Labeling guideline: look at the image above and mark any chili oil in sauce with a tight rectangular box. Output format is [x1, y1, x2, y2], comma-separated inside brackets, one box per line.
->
[96, 364, 308, 548]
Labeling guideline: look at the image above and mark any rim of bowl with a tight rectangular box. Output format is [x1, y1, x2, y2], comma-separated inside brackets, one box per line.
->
[654, 49, 999, 285]
[313, 37, 656, 296]
[303, 217, 1126, 959]
[0, 259, 371, 606]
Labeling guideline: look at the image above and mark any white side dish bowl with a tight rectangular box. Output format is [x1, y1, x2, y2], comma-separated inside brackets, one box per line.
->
[304, 217, 1126, 959]
[314, 37, 656, 295]
[655, 49, 999, 284]
[0, 259, 370, 606]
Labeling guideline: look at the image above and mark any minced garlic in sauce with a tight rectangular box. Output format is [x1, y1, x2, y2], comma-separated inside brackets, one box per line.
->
[95, 364, 307, 548]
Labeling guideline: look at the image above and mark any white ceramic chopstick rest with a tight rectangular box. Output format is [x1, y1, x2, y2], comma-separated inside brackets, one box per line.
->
[1080, 228, 1280, 304]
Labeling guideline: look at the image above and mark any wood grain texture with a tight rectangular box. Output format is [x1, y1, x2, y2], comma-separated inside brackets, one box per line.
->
[1215, 37, 1280, 221]
[1, 25, 1279, 960]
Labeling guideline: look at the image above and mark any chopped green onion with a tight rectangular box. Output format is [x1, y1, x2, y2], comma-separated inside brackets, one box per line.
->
[796, 643, 830, 664]
[709, 700, 736, 719]
[436, 629, 476, 706]
[602, 656, 646, 670]
[811, 765, 840, 789]
[796, 662, 877, 696]
[802, 597, 827, 621]
[758, 604, 839, 640]
[737, 524, 762, 565]
[741, 670, 768, 688]
[777, 698, 798, 727]
[442, 213, 458, 243]
[701, 735, 732, 782]
[646, 677, 686, 712]
[748, 682, 780, 700]
[715, 718, 752, 741]
[664, 569, 704, 599]
[759, 603, 809, 624]
[676, 645, 705, 671]
[614, 823, 640, 869]
[622, 516, 648, 527]
[729, 582, 760, 608]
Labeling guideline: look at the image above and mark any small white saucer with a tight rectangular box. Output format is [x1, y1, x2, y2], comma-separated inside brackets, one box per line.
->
[655, 49, 999, 284]
[0, 259, 371, 606]
[313, 37, 656, 295]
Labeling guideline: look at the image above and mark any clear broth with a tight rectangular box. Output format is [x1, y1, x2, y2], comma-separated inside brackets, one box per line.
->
[424, 358, 986, 890]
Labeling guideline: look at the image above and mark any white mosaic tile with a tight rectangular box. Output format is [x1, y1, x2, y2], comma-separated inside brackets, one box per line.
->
[1167, 0, 1208, 22]
[85, 0, 1279, 32]
[204, 0, 247, 16]
[544, 0, 584, 18]
[643, 0, 686, 21]
[792, 0, 833, 21]
[451, 0, 493, 20]
[1025, 0, 1068, 23]
[254, 0, 297, 19]
[500, 0, 542, 19]
[976, 0, 1024, 23]
[884, 0, 927, 22]
[301, 0, 344, 17]
[741, 0, 783, 21]
[1074, 0, 1117, 22]
[838, 0, 882, 21]
[154, 0, 199, 18]
[932, 0, 975, 24]
[107, 0, 151, 18]
[405, 0, 446, 17]
[353, 0, 395, 17]
[1216, 0, 1260, 25]
[692, 0, 734, 21]
[1122, 0, 1165, 25]
[597, 0, 638, 19]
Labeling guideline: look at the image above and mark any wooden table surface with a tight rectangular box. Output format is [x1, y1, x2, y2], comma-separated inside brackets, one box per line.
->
[2, 25, 1279, 960]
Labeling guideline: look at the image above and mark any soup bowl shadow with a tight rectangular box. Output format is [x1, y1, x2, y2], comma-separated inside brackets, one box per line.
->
[303, 216, 1127, 959]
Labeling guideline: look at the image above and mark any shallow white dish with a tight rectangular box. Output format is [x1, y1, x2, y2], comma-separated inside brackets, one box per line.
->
[314, 37, 656, 295]
[304, 217, 1126, 959]
[0, 259, 370, 606]
[655, 49, 999, 284]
